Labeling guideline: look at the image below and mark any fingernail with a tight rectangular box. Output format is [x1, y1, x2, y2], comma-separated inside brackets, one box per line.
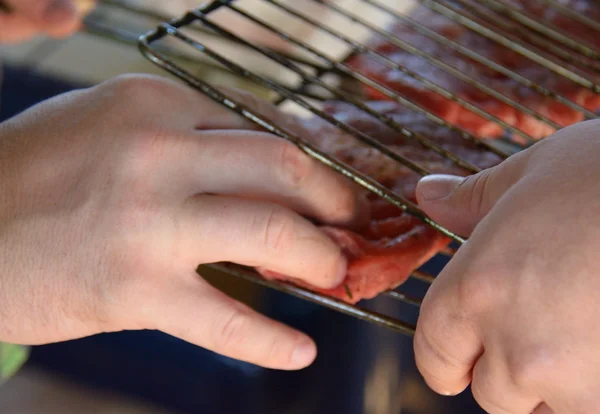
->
[43, 0, 76, 23]
[417, 175, 465, 201]
[291, 338, 316, 368]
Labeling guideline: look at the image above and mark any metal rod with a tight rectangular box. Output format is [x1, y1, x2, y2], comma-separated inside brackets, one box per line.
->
[206, 263, 417, 335]
[138, 30, 466, 244]
[93, 0, 331, 72]
[383, 290, 423, 306]
[136, 0, 600, 333]
[457, 0, 600, 73]
[189, 12, 484, 173]
[440, 246, 457, 256]
[258, 0, 534, 146]
[475, 0, 600, 60]
[422, 0, 600, 92]
[195, 14, 490, 173]
[411, 270, 436, 284]
[362, 0, 598, 119]
[256, 0, 518, 154]
[536, 0, 600, 33]
[174, 30, 434, 175]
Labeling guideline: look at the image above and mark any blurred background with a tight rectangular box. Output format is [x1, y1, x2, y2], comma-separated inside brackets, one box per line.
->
[0, 1, 485, 413]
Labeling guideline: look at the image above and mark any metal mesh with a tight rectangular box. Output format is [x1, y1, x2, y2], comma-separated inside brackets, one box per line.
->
[135, 0, 600, 335]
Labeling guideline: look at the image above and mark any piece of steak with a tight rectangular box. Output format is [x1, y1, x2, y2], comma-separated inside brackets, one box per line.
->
[346, 0, 600, 143]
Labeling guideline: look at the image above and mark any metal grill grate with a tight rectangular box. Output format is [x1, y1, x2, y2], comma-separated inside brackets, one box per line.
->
[136, 0, 600, 335]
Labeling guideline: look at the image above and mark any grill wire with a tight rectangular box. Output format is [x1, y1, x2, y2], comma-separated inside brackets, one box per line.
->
[135, 0, 599, 335]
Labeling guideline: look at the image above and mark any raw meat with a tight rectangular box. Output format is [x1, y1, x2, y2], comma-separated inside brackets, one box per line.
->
[261, 215, 450, 304]
[258, 101, 503, 304]
[346, 0, 600, 143]
[514, 0, 600, 48]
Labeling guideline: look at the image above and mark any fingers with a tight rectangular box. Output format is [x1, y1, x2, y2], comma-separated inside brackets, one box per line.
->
[413, 247, 484, 396]
[415, 154, 527, 237]
[148, 271, 316, 370]
[177, 195, 347, 289]
[164, 130, 368, 229]
[470, 351, 542, 414]
[4, 0, 82, 38]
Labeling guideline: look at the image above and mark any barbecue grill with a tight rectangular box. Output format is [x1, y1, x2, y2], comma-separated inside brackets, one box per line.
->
[121, 0, 600, 337]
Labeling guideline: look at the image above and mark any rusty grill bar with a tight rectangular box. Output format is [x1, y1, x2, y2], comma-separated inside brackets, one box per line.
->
[136, 0, 599, 335]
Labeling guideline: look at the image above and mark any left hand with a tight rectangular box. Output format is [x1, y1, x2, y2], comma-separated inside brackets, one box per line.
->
[413, 120, 600, 414]
[0, 0, 95, 44]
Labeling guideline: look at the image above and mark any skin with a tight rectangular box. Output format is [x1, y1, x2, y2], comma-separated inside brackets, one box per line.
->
[3, 2, 599, 411]
[415, 120, 600, 414]
[0, 74, 369, 370]
[0, 0, 94, 44]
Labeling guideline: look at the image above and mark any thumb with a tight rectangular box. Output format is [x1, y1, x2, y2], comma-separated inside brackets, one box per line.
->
[416, 165, 521, 237]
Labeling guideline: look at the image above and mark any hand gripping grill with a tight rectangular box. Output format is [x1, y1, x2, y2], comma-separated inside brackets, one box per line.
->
[126, 0, 600, 336]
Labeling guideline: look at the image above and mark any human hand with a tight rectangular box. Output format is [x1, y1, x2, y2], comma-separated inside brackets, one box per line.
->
[414, 120, 600, 413]
[0, 0, 95, 44]
[0, 74, 367, 370]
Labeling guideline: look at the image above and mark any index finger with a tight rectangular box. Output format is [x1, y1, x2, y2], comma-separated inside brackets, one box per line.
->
[414, 243, 484, 396]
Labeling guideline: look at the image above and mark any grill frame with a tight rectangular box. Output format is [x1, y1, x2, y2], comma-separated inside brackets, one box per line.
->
[136, 0, 600, 335]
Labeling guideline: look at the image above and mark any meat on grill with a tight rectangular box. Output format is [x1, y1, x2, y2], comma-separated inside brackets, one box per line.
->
[258, 101, 503, 304]
[346, 0, 600, 143]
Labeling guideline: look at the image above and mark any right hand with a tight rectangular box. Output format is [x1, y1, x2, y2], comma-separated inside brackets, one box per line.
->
[413, 120, 600, 412]
[0, 74, 368, 370]
[0, 0, 95, 44]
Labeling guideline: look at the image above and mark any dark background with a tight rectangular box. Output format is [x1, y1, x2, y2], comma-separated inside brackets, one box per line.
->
[0, 64, 484, 414]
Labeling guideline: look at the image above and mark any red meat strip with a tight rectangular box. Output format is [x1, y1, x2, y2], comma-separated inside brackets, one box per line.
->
[515, 0, 600, 48]
[260, 214, 450, 304]
[258, 101, 503, 303]
[346, 0, 600, 143]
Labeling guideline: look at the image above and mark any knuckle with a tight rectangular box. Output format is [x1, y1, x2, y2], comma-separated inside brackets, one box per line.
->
[265, 336, 295, 367]
[462, 170, 493, 217]
[456, 267, 504, 316]
[100, 74, 182, 111]
[414, 319, 466, 373]
[471, 380, 512, 414]
[506, 347, 554, 390]
[213, 305, 253, 353]
[263, 206, 295, 254]
[328, 184, 360, 225]
[127, 131, 171, 176]
[276, 141, 313, 189]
